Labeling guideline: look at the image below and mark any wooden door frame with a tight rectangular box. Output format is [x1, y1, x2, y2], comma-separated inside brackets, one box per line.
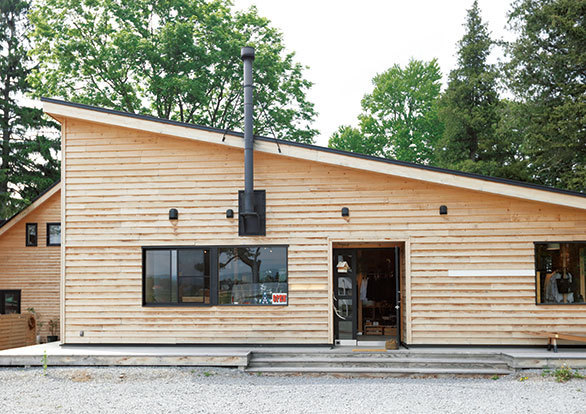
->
[328, 238, 412, 345]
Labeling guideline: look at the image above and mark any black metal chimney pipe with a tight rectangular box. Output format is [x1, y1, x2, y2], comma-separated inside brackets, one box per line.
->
[241, 46, 255, 215]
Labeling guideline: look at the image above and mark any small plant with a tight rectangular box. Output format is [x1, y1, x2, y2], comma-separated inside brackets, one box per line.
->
[552, 364, 584, 383]
[491, 375, 500, 380]
[41, 350, 48, 376]
[541, 368, 551, 377]
[518, 376, 529, 382]
[203, 371, 213, 377]
[48, 319, 58, 336]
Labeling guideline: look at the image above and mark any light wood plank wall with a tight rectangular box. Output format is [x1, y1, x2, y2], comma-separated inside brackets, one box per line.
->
[0, 191, 61, 340]
[63, 119, 586, 345]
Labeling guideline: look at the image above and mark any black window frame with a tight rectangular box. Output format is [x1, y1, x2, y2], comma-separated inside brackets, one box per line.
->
[0, 290, 21, 314]
[534, 241, 586, 306]
[46, 222, 61, 246]
[26, 223, 38, 247]
[142, 245, 288, 307]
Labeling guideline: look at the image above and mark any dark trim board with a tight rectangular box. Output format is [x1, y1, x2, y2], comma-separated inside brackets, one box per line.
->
[59, 343, 334, 348]
[41, 97, 586, 199]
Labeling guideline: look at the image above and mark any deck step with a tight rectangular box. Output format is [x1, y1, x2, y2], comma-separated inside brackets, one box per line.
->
[244, 366, 512, 375]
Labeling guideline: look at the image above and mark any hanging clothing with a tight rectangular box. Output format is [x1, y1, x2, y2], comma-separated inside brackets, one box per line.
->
[360, 278, 368, 301]
[545, 271, 574, 303]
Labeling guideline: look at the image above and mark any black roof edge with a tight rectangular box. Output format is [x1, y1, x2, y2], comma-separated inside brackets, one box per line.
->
[0, 180, 61, 230]
[42, 97, 586, 200]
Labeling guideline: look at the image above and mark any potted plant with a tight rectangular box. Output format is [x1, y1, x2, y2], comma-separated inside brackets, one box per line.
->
[47, 319, 59, 342]
[27, 307, 44, 344]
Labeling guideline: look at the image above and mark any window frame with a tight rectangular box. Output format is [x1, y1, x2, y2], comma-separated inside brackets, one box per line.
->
[46, 222, 61, 247]
[0, 290, 21, 314]
[142, 245, 289, 307]
[534, 241, 586, 306]
[26, 223, 38, 247]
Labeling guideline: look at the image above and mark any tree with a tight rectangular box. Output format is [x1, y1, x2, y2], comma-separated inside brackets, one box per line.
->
[356, 59, 444, 164]
[504, 0, 586, 192]
[437, 0, 520, 178]
[0, 0, 60, 219]
[328, 125, 384, 156]
[29, 0, 318, 143]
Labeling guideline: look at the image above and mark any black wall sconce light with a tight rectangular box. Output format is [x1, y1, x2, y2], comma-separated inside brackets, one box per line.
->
[439, 205, 448, 215]
[169, 208, 179, 220]
[341, 207, 350, 217]
[226, 209, 234, 219]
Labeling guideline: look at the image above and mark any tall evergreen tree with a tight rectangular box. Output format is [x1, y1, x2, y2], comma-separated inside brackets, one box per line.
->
[0, 0, 60, 219]
[505, 0, 585, 192]
[437, 1, 525, 179]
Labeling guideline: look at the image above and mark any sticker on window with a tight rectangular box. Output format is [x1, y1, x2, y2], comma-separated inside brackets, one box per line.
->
[272, 293, 287, 305]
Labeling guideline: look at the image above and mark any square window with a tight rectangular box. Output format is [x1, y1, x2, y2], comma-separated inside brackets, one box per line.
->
[535, 242, 586, 304]
[0, 290, 21, 314]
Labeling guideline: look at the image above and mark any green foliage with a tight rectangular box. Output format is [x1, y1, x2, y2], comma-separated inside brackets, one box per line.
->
[437, 1, 524, 180]
[328, 125, 382, 156]
[359, 59, 444, 164]
[504, 0, 586, 192]
[329, 59, 444, 164]
[550, 364, 584, 383]
[0, 0, 60, 219]
[29, 0, 318, 143]
[41, 350, 48, 376]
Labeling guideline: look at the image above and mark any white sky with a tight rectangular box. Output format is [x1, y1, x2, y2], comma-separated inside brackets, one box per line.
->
[232, 0, 514, 146]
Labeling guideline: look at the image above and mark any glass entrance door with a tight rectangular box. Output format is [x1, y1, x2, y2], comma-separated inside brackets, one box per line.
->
[333, 249, 357, 344]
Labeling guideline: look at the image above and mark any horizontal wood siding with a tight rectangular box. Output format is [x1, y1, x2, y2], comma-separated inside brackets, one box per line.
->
[0, 192, 61, 341]
[63, 119, 586, 345]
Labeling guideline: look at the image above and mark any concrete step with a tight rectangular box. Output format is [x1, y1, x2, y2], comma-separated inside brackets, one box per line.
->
[244, 366, 512, 375]
[250, 351, 509, 360]
[250, 356, 508, 365]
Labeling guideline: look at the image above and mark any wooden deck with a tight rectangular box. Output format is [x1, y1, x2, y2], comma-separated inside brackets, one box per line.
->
[1, 343, 585, 372]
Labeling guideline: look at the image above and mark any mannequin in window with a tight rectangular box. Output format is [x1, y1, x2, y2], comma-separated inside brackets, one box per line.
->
[545, 244, 574, 303]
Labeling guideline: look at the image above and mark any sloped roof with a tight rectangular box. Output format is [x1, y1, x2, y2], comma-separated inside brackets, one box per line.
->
[0, 180, 61, 237]
[42, 98, 586, 210]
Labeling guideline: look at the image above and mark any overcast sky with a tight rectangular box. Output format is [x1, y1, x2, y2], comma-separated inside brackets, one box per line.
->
[232, 0, 515, 146]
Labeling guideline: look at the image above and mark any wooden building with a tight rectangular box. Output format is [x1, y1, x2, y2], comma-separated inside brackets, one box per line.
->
[0, 182, 62, 342]
[37, 98, 586, 347]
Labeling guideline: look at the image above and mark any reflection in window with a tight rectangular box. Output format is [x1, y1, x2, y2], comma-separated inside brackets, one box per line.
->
[0, 290, 21, 314]
[145, 249, 209, 304]
[47, 223, 61, 246]
[535, 242, 586, 304]
[218, 246, 287, 305]
[26, 223, 37, 246]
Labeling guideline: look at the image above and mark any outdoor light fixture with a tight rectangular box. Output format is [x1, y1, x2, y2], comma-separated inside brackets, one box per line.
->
[169, 208, 179, 220]
[439, 205, 448, 215]
[226, 209, 234, 219]
[341, 207, 350, 217]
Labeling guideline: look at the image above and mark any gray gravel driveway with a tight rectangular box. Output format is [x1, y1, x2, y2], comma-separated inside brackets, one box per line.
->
[0, 367, 585, 413]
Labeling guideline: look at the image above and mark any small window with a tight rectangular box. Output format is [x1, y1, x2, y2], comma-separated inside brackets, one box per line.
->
[26, 223, 37, 246]
[535, 242, 586, 304]
[0, 290, 21, 314]
[218, 246, 288, 305]
[144, 248, 210, 305]
[46, 223, 61, 246]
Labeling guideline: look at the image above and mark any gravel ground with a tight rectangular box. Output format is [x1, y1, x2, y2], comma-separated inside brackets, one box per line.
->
[0, 367, 585, 413]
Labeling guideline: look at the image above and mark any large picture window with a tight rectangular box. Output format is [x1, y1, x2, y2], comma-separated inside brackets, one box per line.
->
[535, 242, 586, 304]
[144, 248, 211, 305]
[143, 245, 287, 306]
[219, 246, 288, 305]
[0, 290, 21, 314]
